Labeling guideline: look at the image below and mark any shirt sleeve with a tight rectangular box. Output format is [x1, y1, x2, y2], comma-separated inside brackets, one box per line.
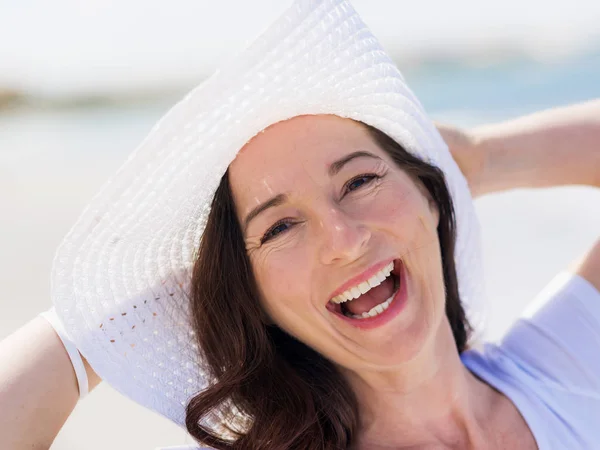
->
[498, 272, 600, 393]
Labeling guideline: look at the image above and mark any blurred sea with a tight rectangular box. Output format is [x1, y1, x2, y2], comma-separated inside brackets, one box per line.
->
[413, 47, 600, 122]
[3, 47, 600, 171]
[1, 47, 599, 449]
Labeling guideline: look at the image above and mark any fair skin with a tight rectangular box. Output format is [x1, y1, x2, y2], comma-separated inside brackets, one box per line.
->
[0, 317, 101, 449]
[438, 98, 600, 197]
[0, 100, 598, 449]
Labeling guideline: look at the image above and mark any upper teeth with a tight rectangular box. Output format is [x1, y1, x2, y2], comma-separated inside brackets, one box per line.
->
[330, 261, 394, 304]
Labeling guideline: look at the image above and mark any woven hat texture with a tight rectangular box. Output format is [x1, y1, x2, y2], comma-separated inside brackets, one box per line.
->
[51, 0, 485, 427]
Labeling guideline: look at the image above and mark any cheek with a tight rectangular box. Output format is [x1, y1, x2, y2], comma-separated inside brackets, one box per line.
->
[366, 182, 425, 238]
[253, 249, 312, 321]
[374, 181, 444, 296]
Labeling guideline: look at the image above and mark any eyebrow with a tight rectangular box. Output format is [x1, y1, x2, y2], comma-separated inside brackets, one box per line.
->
[328, 151, 381, 177]
[243, 151, 382, 233]
[243, 193, 288, 234]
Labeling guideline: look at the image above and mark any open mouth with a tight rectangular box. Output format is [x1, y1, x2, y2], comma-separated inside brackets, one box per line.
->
[326, 259, 403, 321]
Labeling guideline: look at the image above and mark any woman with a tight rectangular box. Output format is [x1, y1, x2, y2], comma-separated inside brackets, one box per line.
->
[183, 111, 600, 450]
[1, 1, 599, 449]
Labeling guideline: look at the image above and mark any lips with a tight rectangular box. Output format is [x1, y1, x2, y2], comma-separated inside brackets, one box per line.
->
[326, 258, 403, 319]
[327, 259, 409, 330]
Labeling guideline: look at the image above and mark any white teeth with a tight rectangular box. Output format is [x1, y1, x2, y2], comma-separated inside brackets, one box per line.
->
[330, 261, 394, 304]
[358, 282, 370, 294]
[367, 276, 382, 289]
[350, 291, 396, 319]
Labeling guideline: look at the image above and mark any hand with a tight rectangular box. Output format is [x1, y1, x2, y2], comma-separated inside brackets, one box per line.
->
[435, 123, 486, 197]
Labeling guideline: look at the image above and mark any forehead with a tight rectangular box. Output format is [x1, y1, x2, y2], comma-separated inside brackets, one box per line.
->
[240, 115, 375, 161]
[228, 115, 384, 215]
[229, 114, 382, 190]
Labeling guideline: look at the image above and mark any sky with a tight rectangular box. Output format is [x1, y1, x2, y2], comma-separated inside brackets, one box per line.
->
[1, 0, 600, 97]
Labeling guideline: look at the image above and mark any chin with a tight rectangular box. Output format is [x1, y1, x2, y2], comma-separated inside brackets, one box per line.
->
[341, 307, 441, 371]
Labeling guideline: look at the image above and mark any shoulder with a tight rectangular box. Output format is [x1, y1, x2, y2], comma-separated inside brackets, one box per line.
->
[464, 268, 600, 393]
[462, 269, 600, 447]
[483, 270, 600, 392]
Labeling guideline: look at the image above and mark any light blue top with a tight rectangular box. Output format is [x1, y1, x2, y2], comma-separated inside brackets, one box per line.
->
[160, 272, 600, 450]
[462, 272, 600, 450]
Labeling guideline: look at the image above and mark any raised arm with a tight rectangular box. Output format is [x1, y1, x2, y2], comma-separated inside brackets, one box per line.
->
[438, 99, 600, 197]
[0, 316, 101, 449]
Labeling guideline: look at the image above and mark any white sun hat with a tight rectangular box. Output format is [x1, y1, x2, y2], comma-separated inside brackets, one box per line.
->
[50, 0, 485, 428]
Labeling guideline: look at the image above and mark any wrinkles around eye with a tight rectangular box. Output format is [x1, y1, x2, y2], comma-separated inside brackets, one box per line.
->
[260, 171, 385, 245]
[261, 218, 297, 244]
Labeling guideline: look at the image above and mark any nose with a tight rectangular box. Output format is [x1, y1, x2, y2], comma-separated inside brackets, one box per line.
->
[316, 203, 371, 266]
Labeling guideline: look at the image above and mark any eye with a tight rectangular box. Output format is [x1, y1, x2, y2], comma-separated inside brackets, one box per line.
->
[343, 173, 380, 195]
[261, 219, 294, 244]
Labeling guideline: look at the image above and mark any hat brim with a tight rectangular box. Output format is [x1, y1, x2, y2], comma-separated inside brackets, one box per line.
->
[51, 0, 485, 427]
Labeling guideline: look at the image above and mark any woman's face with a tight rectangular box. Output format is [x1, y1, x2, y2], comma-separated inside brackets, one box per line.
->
[229, 115, 448, 372]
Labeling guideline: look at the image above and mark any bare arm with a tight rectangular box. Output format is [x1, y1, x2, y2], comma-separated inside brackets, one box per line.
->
[437, 100, 600, 290]
[0, 316, 101, 449]
[438, 99, 600, 197]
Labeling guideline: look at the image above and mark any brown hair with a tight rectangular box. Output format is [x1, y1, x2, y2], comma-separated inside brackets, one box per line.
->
[185, 122, 472, 449]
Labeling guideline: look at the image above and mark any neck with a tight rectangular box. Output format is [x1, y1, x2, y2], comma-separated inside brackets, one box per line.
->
[344, 320, 497, 449]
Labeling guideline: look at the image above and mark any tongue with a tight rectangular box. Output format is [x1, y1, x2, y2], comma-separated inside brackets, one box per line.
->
[345, 276, 395, 315]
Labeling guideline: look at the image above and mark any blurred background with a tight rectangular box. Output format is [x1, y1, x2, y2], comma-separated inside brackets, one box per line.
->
[1, 0, 599, 448]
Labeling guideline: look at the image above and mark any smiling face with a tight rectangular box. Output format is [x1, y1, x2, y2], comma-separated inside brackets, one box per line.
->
[229, 115, 449, 372]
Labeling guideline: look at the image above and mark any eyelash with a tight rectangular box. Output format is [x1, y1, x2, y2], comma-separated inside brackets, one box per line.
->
[344, 173, 380, 194]
[260, 172, 382, 244]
